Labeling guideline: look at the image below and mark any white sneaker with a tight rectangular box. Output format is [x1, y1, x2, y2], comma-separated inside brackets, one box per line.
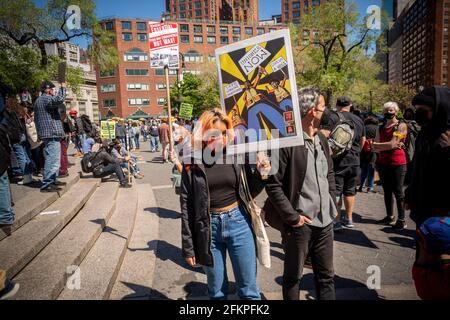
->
[22, 174, 33, 185]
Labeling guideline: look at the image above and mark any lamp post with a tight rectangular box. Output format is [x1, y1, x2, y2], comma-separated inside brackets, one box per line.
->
[369, 90, 373, 113]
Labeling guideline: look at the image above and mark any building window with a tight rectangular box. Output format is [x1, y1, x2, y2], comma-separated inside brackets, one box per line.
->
[103, 99, 116, 108]
[195, 9, 202, 16]
[125, 69, 149, 76]
[207, 36, 216, 44]
[156, 83, 167, 90]
[100, 69, 115, 78]
[207, 25, 215, 33]
[124, 48, 148, 61]
[292, 1, 300, 9]
[257, 28, 265, 35]
[100, 84, 116, 93]
[194, 1, 201, 9]
[194, 35, 203, 43]
[181, 35, 190, 43]
[245, 27, 253, 35]
[180, 24, 189, 33]
[128, 98, 150, 106]
[157, 98, 166, 106]
[220, 26, 228, 34]
[233, 36, 240, 42]
[194, 25, 203, 33]
[220, 36, 229, 44]
[293, 11, 300, 18]
[121, 21, 132, 30]
[137, 33, 147, 42]
[269, 28, 276, 33]
[105, 21, 114, 30]
[155, 69, 177, 76]
[122, 33, 132, 41]
[208, 55, 216, 62]
[127, 83, 149, 91]
[185, 51, 203, 63]
[136, 22, 147, 31]
[232, 26, 241, 34]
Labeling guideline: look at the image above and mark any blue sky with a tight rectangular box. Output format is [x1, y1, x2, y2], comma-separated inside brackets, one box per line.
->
[34, 0, 381, 48]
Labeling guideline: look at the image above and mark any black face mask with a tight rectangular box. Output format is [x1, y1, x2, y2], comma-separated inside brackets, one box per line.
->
[415, 108, 431, 127]
[384, 113, 395, 120]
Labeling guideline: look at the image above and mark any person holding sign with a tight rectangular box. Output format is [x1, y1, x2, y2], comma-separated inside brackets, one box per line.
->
[264, 87, 337, 300]
[180, 108, 270, 300]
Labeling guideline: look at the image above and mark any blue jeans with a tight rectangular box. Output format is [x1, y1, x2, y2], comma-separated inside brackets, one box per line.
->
[11, 134, 32, 177]
[150, 136, 159, 152]
[142, 131, 148, 142]
[360, 162, 375, 190]
[41, 138, 61, 189]
[134, 135, 140, 149]
[0, 172, 14, 225]
[203, 205, 260, 300]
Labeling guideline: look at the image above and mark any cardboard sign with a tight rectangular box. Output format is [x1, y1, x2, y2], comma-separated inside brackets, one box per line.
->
[100, 121, 116, 139]
[215, 29, 304, 154]
[58, 62, 67, 83]
[179, 103, 193, 120]
[149, 22, 179, 69]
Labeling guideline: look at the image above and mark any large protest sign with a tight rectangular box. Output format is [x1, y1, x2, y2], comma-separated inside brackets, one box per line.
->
[215, 29, 303, 154]
[100, 121, 116, 140]
[149, 22, 179, 69]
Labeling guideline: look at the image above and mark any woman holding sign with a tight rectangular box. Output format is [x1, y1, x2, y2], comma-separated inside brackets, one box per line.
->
[180, 108, 270, 300]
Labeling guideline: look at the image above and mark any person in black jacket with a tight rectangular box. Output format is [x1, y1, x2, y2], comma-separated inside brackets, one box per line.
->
[264, 87, 337, 300]
[180, 108, 268, 300]
[405, 86, 450, 227]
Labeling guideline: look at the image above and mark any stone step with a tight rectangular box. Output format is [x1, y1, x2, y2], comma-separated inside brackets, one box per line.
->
[1, 162, 82, 241]
[109, 184, 160, 300]
[11, 181, 119, 300]
[0, 180, 98, 279]
[58, 186, 139, 300]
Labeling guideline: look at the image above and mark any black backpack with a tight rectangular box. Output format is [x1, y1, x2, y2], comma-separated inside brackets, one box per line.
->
[81, 115, 93, 135]
[0, 110, 21, 145]
[403, 120, 421, 163]
[81, 151, 102, 173]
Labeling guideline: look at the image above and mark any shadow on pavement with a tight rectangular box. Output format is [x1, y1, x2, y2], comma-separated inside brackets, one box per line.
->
[118, 281, 173, 300]
[145, 207, 180, 219]
[352, 213, 382, 225]
[334, 228, 379, 249]
[388, 236, 416, 249]
[380, 226, 416, 239]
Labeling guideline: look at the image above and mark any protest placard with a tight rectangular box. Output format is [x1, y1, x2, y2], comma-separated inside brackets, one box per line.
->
[149, 22, 179, 69]
[179, 103, 193, 120]
[215, 29, 304, 154]
[100, 121, 116, 140]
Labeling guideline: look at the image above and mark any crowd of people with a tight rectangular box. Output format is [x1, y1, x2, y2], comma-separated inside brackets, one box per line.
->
[1, 78, 449, 300]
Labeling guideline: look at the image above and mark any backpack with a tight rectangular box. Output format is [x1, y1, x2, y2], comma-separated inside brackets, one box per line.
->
[403, 120, 420, 163]
[0, 110, 21, 145]
[81, 115, 93, 135]
[81, 151, 102, 173]
[328, 112, 355, 158]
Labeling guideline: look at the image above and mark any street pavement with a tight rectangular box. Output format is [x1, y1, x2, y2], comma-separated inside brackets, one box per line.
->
[132, 140, 419, 300]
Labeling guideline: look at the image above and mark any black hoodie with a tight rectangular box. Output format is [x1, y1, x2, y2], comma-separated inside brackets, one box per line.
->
[406, 86, 450, 226]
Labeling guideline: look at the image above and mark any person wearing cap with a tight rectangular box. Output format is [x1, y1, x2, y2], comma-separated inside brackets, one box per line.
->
[412, 216, 450, 300]
[405, 86, 450, 227]
[34, 80, 67, 192]
[321, 96, 366, 231]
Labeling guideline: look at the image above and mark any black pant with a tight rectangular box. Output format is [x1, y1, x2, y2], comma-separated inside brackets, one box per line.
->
[283, 223, 335, 300]
[93, 163, 126, 184]
[377, 164, 406, 220]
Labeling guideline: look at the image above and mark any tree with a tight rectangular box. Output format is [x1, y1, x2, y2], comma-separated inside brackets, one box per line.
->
[0, 0, 118, 95]
[291, 0, 389, 105]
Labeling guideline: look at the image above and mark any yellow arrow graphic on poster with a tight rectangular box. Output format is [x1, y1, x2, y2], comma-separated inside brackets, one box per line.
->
[220, 54, 246, 83]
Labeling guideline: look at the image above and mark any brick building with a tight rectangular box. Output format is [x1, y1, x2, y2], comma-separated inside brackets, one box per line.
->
[387, 0, 450, 89]
[165, 0, 259, 24]
[281, 0, 330, 24]
[97, 18, 285, 119]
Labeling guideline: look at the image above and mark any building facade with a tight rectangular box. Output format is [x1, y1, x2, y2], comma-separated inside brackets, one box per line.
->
[281, 0, 329, 24]
[97, 18, 284, 119]
[45, 42, 100, 121]
[165, 0, 259, 24]
[387, 0, 449, 89]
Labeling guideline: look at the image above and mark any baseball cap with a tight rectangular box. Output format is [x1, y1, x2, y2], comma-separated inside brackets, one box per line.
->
[69, 109, 78, 116]
[41, 81, 55, 91]
[336, 96, 352, 108]
[417, 217, 450, 254]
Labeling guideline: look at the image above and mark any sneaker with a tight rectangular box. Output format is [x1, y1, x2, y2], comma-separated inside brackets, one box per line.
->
[333, 221, 344, 232]
[18, 174, 34, 185]
[0, 224, 13, 237]
[342, 219, 355, 229]
[0, 280, 20, 300]
[134, 174, 143, 179]
[40, 185, 62, 193]
[377, 216, 396, 225]
[53, 181, 67, 187]
[392, 219, 407, 230]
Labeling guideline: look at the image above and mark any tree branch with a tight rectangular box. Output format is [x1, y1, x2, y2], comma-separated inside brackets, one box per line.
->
[346, 28, 370, 54]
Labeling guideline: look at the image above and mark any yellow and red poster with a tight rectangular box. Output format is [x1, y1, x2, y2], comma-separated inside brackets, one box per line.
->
[215, 29, 304, 154]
